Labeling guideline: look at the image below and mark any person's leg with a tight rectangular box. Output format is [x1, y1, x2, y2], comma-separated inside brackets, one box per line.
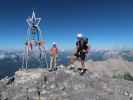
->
[79, 56, 86, 74]
[53, 55, 57, 68]
[81, 59, 85, 68]
[80, 53, 86, 69]
[50, 56, 54, 69]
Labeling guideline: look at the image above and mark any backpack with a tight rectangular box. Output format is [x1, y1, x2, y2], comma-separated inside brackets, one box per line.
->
[76, 37, 88, 51]
[83, 37, 88, 45]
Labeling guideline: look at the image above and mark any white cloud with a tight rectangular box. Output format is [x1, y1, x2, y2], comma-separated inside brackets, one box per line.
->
[0, 54, 6, 59]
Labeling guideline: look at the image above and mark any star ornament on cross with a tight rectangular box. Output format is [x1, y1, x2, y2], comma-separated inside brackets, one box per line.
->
[26, 11, 41, 27]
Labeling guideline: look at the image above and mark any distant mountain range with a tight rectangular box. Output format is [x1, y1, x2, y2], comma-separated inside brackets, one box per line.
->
[0, 49, 133, 75]
[89, 49, 133, 61]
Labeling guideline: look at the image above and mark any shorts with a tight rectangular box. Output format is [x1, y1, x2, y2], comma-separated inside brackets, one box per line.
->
[75, 52, 86, 61]
[80, 53, 86, 61]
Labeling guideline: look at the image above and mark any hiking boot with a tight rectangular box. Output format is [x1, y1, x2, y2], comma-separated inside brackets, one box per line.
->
[48, 68, 53, 72]
[79, 68, 87, 75]
[53, 67, 58, 71]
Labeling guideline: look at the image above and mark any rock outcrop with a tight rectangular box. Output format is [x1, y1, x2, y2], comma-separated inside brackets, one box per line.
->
[0, 58, 133, 100]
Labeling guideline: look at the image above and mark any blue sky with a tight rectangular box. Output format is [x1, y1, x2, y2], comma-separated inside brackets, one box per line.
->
[0, 0, 133, 50]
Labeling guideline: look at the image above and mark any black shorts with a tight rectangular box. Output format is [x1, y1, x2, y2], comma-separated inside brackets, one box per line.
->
[80, 53, 86, 61]
[75, 52, 86, 61]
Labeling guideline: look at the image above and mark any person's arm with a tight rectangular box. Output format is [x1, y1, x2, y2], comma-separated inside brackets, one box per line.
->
[86, 44, 91, 53]
[76, 41, 79, 48]
[83, 44, 90, 53]
[56, 48, 58, 54]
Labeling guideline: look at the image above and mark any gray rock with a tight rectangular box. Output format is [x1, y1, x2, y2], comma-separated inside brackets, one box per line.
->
[1, 59, 133, 100]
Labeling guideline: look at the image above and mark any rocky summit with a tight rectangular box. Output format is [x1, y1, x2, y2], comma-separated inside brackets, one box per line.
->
[0, 58, 133, 100]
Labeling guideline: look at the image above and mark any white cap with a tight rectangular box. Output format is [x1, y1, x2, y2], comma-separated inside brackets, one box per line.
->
[52, 42, 56, 45]
[77, 33, 83, 38]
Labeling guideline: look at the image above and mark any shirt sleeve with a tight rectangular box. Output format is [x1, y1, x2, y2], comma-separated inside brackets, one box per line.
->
[76, 41, 78, 46]
[56, 48, 58, 53]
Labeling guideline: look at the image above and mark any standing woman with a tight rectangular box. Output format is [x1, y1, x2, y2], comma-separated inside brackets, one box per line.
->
[49, 42, 58, 71]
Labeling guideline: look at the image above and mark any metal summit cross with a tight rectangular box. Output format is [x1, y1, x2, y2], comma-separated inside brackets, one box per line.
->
[22, 11, 48, 70]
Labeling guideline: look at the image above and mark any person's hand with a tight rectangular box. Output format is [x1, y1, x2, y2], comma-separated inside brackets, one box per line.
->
[83, 49, 86, 53]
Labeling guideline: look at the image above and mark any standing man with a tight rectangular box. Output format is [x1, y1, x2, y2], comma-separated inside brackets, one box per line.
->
[49, 42, 58, 71]
[75, 33, 90, 74]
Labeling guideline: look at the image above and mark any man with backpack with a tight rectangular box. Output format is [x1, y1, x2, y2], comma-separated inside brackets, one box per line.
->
[75, 33, 90, 74]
